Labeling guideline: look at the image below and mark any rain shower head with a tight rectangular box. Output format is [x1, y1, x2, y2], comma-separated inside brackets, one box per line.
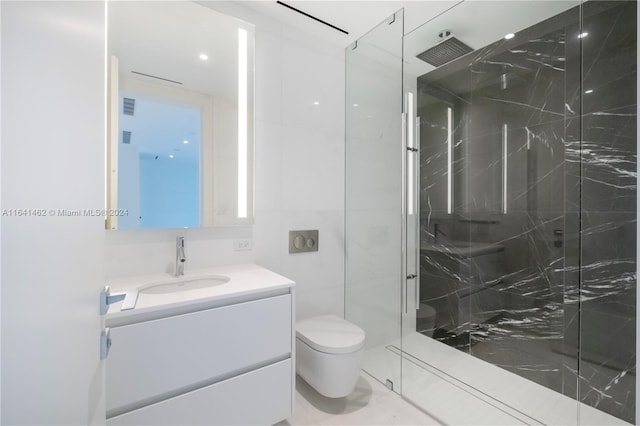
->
[416, 30, 473, 67]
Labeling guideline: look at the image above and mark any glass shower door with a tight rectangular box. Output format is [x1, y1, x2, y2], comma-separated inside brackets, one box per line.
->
[399, 1, 586, 424]
[346, 1, 636, 424]
[345, 10, 404, 391]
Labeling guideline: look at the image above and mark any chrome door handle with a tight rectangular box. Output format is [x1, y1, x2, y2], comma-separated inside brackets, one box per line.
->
[100, 285, 137, 315]
[415, 116, 421, 311]
[401, 111, 408, 314]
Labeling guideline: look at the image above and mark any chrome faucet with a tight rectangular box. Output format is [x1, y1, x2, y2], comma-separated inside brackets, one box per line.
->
[176, 236, 186, 276]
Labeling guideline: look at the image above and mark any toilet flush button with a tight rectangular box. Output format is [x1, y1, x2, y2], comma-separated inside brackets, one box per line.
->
[289, 230, 319, 253]
[294, 235, 306, 250]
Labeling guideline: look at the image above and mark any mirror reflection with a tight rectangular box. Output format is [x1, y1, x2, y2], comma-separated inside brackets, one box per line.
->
[106, 1, 254, 230]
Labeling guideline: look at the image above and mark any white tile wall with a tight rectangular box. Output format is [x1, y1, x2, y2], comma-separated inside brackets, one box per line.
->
[105, 1, 346, 321]
[252, 6, 346, 320]
[2, 2, 107, 423]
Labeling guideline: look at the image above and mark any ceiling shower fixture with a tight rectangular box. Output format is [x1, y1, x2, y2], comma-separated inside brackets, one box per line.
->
[416, 29, 473, 67]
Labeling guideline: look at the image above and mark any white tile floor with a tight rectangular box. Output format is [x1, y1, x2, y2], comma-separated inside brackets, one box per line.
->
[398, 333, 630, 426]
[277, 374, 442, 426]
[280, 336, 632, 426]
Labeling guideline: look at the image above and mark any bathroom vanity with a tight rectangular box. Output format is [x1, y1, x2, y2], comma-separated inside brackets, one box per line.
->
[104, 264, 295, 425]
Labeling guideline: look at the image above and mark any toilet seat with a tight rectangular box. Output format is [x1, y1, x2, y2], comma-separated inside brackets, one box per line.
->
[296, 315, 365, 354]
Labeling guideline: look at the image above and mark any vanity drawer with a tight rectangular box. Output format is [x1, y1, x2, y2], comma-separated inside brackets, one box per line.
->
[107, 359, 292, 426]
[106, 294, 292, 415]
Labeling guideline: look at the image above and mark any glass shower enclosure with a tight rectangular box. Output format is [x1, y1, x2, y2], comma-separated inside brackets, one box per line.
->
[345, 1, 637, 424]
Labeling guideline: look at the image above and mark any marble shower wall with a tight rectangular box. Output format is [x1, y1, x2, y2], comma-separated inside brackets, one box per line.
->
[417, 1, 636, 423]
[575, 1, 637, 420]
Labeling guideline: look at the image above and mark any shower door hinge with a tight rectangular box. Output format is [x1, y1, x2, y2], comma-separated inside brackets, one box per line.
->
[387, 14, 396, 25]
[406, 147, 419, 153]
[407, 274, 417, 280]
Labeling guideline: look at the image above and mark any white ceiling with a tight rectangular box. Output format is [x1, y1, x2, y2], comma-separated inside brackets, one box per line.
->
[242, 0, 579, 53]
[242, 1, 464, 46]
[242, 1, 580, 79]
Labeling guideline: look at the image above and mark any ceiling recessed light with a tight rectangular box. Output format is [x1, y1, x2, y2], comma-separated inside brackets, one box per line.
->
[199, 53, 209, 61]
[585, 89, 593, 94]
[504, 33, 515, 40]
[169, 154, 175, 159]
[578, 32, 589, 38]
[313, 101, 320, 106]
[183, 140, 189, 144]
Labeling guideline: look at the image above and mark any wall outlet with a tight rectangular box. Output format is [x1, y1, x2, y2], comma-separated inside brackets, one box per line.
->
[233, 239, 252, 251]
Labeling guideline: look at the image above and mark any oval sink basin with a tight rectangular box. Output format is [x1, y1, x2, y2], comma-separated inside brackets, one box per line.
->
[140, 275, 230, 295]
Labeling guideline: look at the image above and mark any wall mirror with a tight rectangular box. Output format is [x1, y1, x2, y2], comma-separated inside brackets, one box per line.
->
[106, 1, 254, 230]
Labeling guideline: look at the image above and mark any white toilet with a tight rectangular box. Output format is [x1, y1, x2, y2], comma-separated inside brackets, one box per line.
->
[295, 315, 366, 398]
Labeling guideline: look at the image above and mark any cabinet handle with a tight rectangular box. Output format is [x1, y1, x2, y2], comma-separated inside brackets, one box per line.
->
[100, 328, 111, 360]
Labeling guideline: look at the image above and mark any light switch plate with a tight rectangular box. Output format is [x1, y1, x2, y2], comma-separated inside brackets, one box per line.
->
[289, 230, 319, 254]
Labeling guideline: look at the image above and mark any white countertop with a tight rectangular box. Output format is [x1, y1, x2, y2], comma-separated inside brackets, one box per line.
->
[106, 263, 295, 327]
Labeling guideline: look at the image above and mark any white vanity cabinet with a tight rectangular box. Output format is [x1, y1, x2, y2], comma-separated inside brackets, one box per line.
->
[105, 273, 295, 426]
